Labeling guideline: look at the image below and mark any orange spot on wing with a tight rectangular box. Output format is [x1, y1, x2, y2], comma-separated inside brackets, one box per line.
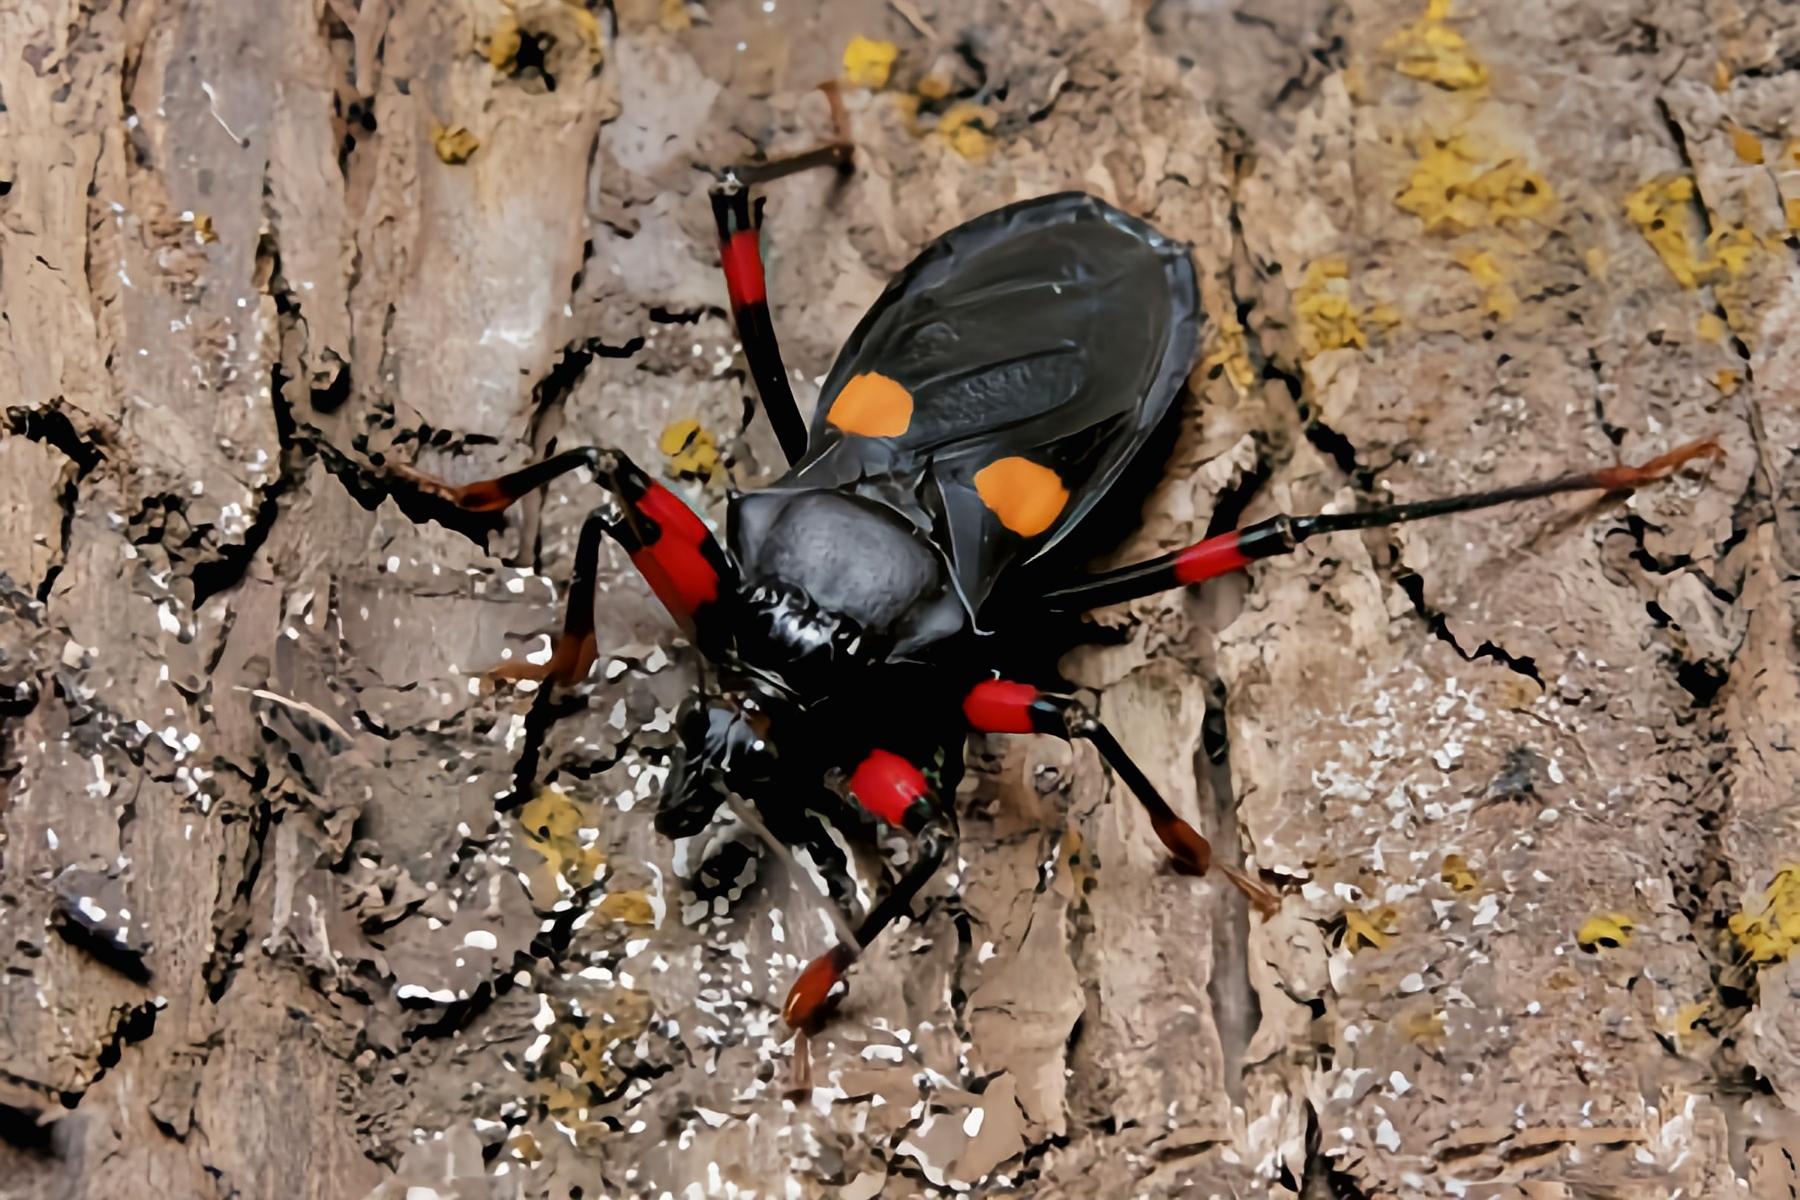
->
[826, 372, 913, 438]
[974, 457, 1068, 537]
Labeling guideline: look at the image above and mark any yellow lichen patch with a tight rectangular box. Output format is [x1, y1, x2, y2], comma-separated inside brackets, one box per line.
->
[539, 991, 655, 1130]
[1295, 259, 1367, 355]
[658, 418, 720, 481]
[659, 0, 691, 31]
[1697, 312, 1727, 342]
[1625, 176, 1705, 285]
[1576, 911, 1635, 952]
[1786, 197, 1800, 231]
[1396, 134, 1554, 235]
[1785, 139, 1800, 167]
[1729, 123, 1765, 165]
[1455, 248, 1504, 285]
[1713, 59, 1732, 92]
[1382, 0, 1488, 91]
[431, 123, 480, 165]
[889, 90, 924, 131]
[1583, 246, 1608, 279]
[484, 15, 522, 71]
[487, 3, 605, 69]
[1540, 965, 1582, 992]
[1713, 369, 1742, 396]
[566, 1, 603, 52]
[1672, 1001, 1710, 1042]
[1730, 867, 1800, 962]
[1478, 287, 1516, 321]
[1365, 301, 1403, 331]
[1707, 223, 1759, 277]
[1440, 853, 1478, 893]
[1622, 174, 1752, 288]
[938, 102, 996, 161]
[190, 212, 218, 244]
[827, 372, 914, 438]
[595, 890, 656, 925]
[1491, 675, 1540, 712]
[975, 457, 1069, 537]
[519, 786, 606, 894]
[917, 73, 952, 101]
[1344, 906, 1399, 952]
[1454, 248, 1519, 321]
[1624, 175, 1769, 289]
[843, 35, 898, 89]
[1199, 316, 1256, 394]
[1400, 1007, 1447, 1043]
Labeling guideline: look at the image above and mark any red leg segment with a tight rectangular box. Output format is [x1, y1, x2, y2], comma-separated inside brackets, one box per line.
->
[389, 446, 735, 681]
[846, 748, 937, 829]
[1043, 437, 1723, 612]
[629, 479, 725, 623]
[719, 222, 768, 308]
[964, 679, 1280, 916]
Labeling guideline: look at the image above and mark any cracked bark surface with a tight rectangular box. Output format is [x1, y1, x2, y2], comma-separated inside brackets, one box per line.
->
[0, 0, 1793, 1197]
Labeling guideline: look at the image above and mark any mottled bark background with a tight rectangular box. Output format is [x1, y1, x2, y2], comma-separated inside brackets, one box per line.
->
[1, 0, 1795, 1196]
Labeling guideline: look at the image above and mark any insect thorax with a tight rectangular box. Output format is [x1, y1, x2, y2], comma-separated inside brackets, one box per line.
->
[731, 580, 876, 695]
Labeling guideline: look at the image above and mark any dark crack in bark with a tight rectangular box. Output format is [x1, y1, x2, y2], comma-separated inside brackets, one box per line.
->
[203, 790, 272, 1003]
[5, 403, 104, 605]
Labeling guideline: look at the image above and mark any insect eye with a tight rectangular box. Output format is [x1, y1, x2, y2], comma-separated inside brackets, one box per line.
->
[724, 718, 779, 786]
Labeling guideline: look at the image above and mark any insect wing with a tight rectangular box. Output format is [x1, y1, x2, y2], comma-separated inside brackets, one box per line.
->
[786, 192, 1201, 617]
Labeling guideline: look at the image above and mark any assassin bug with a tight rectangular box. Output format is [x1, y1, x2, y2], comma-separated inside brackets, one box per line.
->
[391, 105, 1720, 1033]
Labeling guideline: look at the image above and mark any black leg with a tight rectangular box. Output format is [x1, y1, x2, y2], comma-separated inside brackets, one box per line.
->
[710, 185, 809, 465]
[963, 679, 1280, 915]
[491, 504, 610, 686]
[782, 747, 952, 1031]
[783, 822, 951, 1031]
[708, 82, 855, 467]
[1041, 437, 1723, 612]
[389, 446, 738, 675]
[390, 446, 604, 513]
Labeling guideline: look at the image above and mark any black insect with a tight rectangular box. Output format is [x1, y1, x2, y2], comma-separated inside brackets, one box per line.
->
[393, 115, 1719, 1031]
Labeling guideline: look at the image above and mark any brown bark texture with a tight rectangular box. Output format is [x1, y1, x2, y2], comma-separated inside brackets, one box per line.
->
[0, 0, 1794, 1196]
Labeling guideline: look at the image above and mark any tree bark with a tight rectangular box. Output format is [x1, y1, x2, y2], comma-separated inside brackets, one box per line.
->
[1, 0, 1791, 1197]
